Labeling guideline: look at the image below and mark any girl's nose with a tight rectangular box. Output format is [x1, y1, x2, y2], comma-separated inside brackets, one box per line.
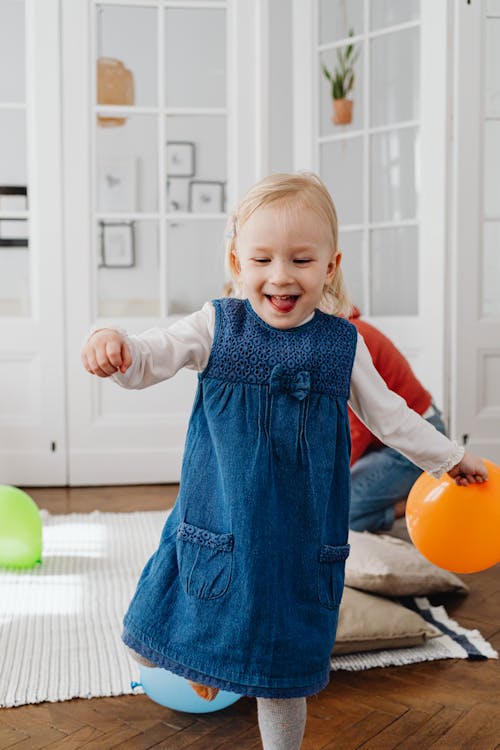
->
[269, 261, 294, 285]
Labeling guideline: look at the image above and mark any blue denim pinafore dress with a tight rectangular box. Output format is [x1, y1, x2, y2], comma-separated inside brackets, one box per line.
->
[122, 298, 357, 698]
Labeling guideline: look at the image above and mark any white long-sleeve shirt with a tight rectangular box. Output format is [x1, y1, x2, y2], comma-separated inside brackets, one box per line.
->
[104, 301, 463, 478]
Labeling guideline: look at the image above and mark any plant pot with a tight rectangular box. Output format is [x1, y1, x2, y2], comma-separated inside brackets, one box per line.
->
[332, 98, 353, 126]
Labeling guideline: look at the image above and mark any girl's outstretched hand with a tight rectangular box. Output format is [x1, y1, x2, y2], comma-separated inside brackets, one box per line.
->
[448, 451, 489, 486]
[81, 329, 132, 378]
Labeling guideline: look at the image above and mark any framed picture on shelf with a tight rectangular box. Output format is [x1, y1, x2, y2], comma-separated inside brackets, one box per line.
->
[97, 158, 137, 212]
[0, 185, 28, 212]
[188, 180, 225, 213]
[100, 221, 135, 268]
[166, 141, 195, 178]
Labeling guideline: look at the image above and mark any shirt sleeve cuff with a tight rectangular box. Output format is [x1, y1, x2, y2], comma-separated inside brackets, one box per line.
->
[428, 442, 465, 479]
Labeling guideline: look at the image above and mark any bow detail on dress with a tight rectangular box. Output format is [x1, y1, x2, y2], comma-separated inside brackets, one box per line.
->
[269, 365, 311, 401]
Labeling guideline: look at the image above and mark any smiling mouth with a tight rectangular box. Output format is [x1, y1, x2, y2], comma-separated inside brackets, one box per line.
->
[266, 295, 299, 313]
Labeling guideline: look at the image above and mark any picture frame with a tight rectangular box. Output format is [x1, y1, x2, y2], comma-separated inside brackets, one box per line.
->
[100, 221, 135, 268]
[166, 141, 195, 178]
[188, 180, 225, 213]
[97, 158, 137, 212]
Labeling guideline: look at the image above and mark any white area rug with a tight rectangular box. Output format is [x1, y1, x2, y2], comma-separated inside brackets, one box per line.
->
[0, 510, 496, 708]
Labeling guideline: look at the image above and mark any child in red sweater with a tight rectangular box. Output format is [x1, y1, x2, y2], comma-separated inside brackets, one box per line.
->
[348, 308, 446, 532]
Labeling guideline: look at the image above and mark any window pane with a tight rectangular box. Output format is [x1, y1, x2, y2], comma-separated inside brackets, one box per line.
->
[483, 222, 500, 317]
[0, 0, 25, 102]
[319, 0, 364, 45]
[0, 240, 30, 317]
[96, 5, 157, 107]
[371, 127, 419, 222]
[370, 226, 418, 316]
[96, 115, 158, 213]
[338, 229, 364, 310]
[370, 0, 420, 31]
[166, 219, 225, 315]
[320, 136, 363, 225]
[370, 27, 419, 127]
[166, 115, 227, 213]
[165, 8, 226, 108]
[485, 18, 500, 117]
[320, 42, 364, 136]
[484, 124, 500, 217]
[0, 110, 27, 186]
[97, 220, 159, 317]
[0, 109, 29, 318]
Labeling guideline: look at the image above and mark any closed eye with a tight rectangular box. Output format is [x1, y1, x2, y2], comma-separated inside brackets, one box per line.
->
[252, 258, 271, 264]
[294, 259, 312, 265]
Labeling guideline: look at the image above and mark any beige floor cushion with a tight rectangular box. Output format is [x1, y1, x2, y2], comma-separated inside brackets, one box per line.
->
[333, 586, 441, 655]
[346, 530, 469, 596]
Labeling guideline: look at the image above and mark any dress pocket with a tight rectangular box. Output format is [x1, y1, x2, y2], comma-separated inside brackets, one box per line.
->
[317, 543, 350, 610]
[176, 522, 234, 600]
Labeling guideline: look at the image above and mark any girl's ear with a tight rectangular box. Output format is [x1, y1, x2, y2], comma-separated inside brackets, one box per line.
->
[326, 251, 342, 284]
[230, 248, 241, 277]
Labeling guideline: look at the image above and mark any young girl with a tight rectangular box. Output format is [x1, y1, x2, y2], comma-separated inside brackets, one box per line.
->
[82, 172, 487, 750]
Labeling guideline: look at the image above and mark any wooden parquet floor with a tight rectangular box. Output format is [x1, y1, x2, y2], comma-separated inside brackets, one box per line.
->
[1, 485, 499, 750]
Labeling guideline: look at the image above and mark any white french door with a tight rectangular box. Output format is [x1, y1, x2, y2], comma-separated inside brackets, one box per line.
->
[63, 0, 262, 484]
[0, 0, 66, 485]
[293, 0, 449, 409]
[450, 0, 500, 462]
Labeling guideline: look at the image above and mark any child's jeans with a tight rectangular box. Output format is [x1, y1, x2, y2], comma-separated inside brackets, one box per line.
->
[349, 407, 447, 533]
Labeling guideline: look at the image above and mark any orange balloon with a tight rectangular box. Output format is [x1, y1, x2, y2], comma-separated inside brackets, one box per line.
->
[406, 458, 500, 573]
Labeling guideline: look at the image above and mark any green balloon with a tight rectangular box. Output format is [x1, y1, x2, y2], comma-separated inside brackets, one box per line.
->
[0, 485, 42, 569]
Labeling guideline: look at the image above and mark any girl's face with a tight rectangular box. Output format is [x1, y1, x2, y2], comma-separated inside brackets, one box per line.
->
[232, 201, 340, 329]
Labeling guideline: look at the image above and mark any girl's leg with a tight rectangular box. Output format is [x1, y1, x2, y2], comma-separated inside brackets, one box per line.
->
[256, 697, 307, 750]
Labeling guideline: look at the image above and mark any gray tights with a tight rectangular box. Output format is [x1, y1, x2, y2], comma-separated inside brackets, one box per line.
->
[256, 697, 307, 750]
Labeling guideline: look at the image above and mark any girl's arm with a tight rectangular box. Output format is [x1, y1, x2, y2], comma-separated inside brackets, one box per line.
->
[349, 333, 487, 483]
[81, 302, 215, 389]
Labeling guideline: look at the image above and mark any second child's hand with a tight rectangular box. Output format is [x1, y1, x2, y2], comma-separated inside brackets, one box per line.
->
[447, 451, 488, 487]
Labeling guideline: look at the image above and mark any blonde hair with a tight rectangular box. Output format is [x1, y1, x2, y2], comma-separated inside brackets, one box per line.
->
[224, 172, 352, 318]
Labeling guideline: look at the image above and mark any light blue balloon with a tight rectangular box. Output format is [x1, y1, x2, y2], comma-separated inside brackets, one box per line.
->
[131, 665, 241, 713]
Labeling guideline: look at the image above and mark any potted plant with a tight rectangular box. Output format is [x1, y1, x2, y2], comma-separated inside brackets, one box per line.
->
[322, 30, 360, 126]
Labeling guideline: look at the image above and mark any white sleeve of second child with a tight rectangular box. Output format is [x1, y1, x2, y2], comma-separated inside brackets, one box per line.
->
[348, 333, 464, 478]
[111, 301, 215, 389]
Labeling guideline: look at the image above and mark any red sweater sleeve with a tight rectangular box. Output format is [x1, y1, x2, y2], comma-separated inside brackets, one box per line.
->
[349, 315, 432, 466]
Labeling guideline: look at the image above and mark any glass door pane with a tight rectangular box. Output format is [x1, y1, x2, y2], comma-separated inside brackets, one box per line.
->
[96, 4, 158, 108]
[319, 0, 363, 45]
[319, 43, 364, 136]
[166, 219, 226, 315]
[97, 220, 160, 317]
[165, 115, 227, 214]
[370, 27, 419, 126]
[370, 0, 420, 30]
[96, 115, 158, 213]
[165, 8, 226, 108]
